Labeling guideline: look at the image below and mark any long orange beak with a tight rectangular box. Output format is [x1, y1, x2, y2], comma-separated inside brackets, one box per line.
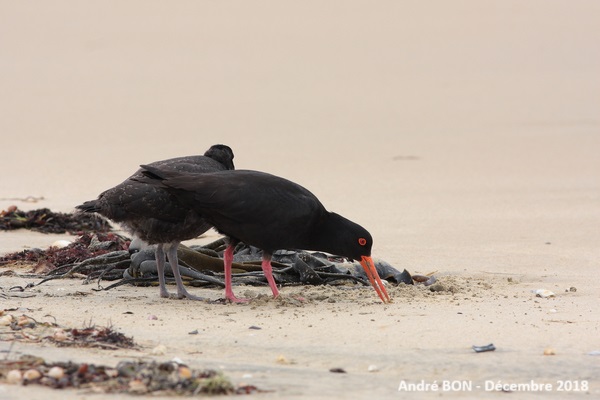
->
[359, 256, 391, 303]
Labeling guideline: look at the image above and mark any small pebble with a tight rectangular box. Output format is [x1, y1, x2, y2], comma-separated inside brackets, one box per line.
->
[543, 347, 556, 356]
[6, 370, 22, 384]
[178, 366, 192, 379]
[17, 315, 34, 327]
[151, 344, 167, 355]
[329, 368, 347, 373]
[53, 328, 68, 342]
[275, 355, 293, 365]
[429, 282, 446, 292]
[106, 368, 119, 378]
[0, 315, 14, 326]
[188, 329, 199, 335]
[367, 365, 379, 372]
[77, 364, 88, 375]
[147, 315, 158, 320]
[128, 379, 148, 393]
[23, 369, 42, 381]
[248, 325, 262, 330]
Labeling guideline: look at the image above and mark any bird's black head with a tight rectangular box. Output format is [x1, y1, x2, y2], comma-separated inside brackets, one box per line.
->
[344, 223, 373, 261]
[204, 144, 235, 170]
[318, 213, 373, 261]
[317, 213, 390, 303]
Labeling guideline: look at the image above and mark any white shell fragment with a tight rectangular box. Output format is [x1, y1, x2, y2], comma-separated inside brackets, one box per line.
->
[47, 366, 65, 379]
[53, 328, 69, 342]
[532, 289, 555, 298]
[151, 344, 167, 355]
[51, 240, 72, 248]
[171, 357, 184, 365]
[0, 315, 14, 326]
[23, 369, 42, 381]
[6, 370, 22, 384]
[367, 365, 380, 372]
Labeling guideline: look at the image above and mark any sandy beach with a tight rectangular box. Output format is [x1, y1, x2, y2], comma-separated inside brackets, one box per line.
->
[1, 1, 599, 398]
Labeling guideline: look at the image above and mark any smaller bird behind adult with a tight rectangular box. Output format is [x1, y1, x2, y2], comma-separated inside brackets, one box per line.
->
[76, 144, 235, 301]
[136, 166, 391, 304]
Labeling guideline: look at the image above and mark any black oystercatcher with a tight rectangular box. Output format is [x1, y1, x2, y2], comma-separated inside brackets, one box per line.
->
[136, 166, 391, 304]
[76, 144, 234, 300]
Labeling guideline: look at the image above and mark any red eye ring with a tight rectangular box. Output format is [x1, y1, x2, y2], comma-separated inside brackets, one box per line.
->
[358, 238, 367, 246]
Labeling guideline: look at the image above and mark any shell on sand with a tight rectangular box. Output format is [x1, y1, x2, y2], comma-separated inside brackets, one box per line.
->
[532, 289, 555, 298]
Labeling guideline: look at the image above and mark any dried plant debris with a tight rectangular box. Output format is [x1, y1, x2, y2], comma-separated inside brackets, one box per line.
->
[0, 356, 258, 395]
[0, 205, 111, 234]
[117, 241, 417, 290]
[0, 311, 135, 350]
[1, 208, 435, 294]
[2, 235, 418, 293]
[48, 325, 135, 350]
[0, 232, 130, 273]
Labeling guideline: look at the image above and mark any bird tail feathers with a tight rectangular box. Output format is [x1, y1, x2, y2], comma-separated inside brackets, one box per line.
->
[75, 200, 101, 213]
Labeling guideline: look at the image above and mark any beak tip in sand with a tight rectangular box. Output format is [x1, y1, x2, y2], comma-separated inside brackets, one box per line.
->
[360, 256, 392, 304]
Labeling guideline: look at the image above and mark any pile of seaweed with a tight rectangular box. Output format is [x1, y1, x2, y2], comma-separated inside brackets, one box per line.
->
[0, 356, 257, 395]
[0, 232, 129, 274]
[1, 235, 420, 295]
[0, 311, 135, 350]
[0, 206, 111, 234]
[0, 311, 259, 394]
[0, 207, 422, 293]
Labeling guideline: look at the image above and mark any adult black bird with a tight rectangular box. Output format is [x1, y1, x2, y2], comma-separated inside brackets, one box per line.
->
[76, 144, 234, 300]
[136, 166, 391, 304]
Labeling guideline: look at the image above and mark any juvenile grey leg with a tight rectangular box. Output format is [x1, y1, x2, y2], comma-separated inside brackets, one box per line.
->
[155, 244, 171, 298]
[165, 242, 207, 301]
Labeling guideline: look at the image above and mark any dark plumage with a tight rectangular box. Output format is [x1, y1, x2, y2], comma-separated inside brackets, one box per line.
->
[76, 144, 234, 300]
[136, 166, 391, 303]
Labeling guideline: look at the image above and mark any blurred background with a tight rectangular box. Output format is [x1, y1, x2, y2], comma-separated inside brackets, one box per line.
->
[1, 1, 599, 268]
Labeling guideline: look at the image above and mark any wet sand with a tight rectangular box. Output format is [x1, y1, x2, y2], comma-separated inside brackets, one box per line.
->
[1, 1, 599, 398]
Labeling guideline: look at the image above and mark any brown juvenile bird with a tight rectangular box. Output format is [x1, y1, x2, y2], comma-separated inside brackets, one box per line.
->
[76, 144, 234, 300]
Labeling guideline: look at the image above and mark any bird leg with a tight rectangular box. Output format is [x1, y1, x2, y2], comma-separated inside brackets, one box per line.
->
[154, 244, 170, 298]
[165, 242, 207, 301]
[223, 242, 249, 303]
[261, 252, 279, 298]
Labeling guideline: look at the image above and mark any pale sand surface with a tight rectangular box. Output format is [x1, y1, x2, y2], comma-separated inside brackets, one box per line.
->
[1, 1, 599, 398]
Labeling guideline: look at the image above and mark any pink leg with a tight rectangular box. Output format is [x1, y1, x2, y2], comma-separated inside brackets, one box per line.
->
[223, 243, 248, 303]
[261, 253, 279, 298]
